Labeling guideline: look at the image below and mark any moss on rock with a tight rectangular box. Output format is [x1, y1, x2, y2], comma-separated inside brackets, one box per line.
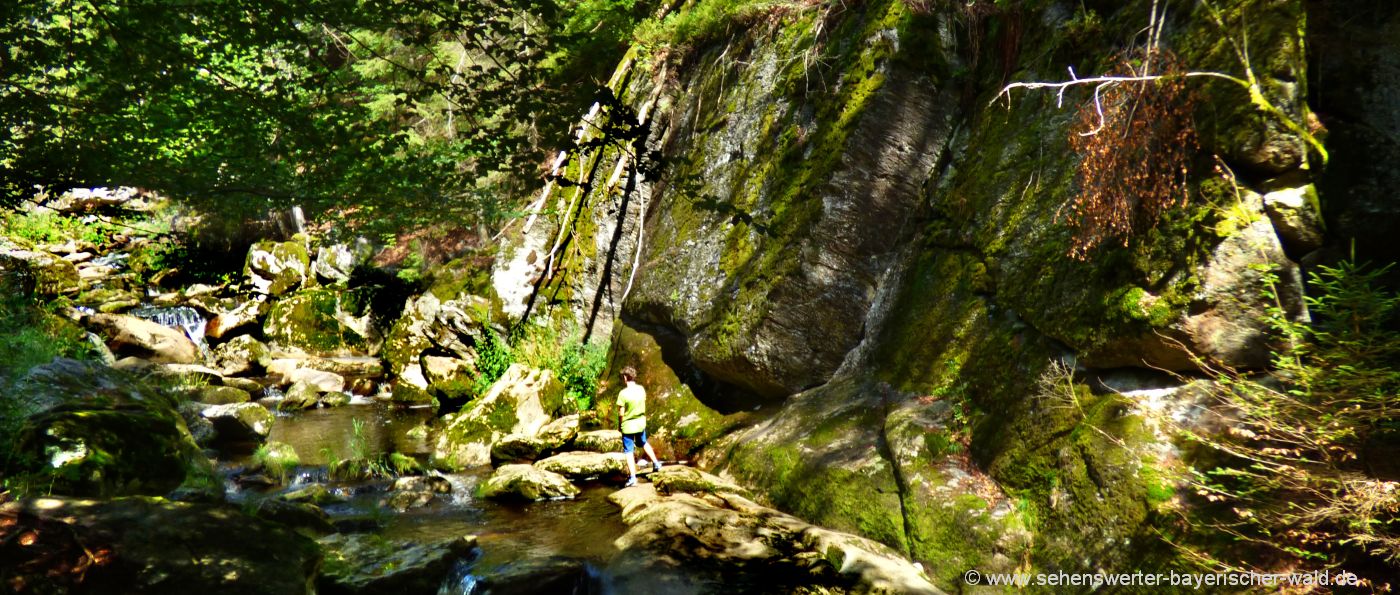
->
[263, 288, 383, 357]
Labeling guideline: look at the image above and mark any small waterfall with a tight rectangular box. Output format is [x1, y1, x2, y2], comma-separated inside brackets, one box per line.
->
[440, 473, 478, 506]
[91, 252, 129, 269]
[437, 559, 481, 595]
[131, 306, 208, 351]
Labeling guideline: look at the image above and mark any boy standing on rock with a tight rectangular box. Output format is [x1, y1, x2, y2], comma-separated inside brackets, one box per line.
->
[618, 366, 661, 487]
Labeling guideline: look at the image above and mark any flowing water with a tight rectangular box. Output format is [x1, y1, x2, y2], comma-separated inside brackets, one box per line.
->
[216, 403, 727, 594]
[130, 305, 208, 351]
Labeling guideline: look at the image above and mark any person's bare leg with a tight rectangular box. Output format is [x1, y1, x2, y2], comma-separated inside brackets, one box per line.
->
[642, 443, 661, 471]
[626, 450, 638, 486]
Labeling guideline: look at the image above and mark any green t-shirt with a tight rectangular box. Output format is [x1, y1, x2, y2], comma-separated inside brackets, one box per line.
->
[618, 383, 647, 435]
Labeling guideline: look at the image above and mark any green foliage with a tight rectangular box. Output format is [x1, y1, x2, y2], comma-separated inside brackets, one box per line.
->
[509, 322, 608, 409]
[0, 0, 657, 233]
[1, 210, 117, 248]
[252, 443, 301, 484]
[1185, 259, 1400, 580]
[326, 418, 393, 481]
[635, 0, 791, 52]
[472, 328, 515, 396]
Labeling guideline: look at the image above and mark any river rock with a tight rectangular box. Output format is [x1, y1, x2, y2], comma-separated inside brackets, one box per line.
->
[7, 359, 215, 497]
[380, 476, 452, 511]
[202, 402, 274, 443]
[268, 356, 386, 379]
[432, 364, 571, 469]
[317, 533, 477, 595]
[422, 354, 476, 399]
[245, 239, 310, 296]
[533, 452, 628, 480]
[1, 496, 321, 595]
[207, 297, 270, 340]
[319, 391, 350, 407]
[570, 430, 623, 453]
[312, 242, 370, 286]
[198, 385, 251, 405]
[280, 380, 322, 411]
[649, 466, 750, 498]
[150, 363, 225, 386]
[213, 334, 270, 375]
[84, 312, 200, 364]
[288, 368, 346, 393]
[283, 484, 349, 506]
[490, 433, 552, 465]
[492, 415, 582, 464]
[382, 490, 437, 511]
[223, 376, 265, 393]
[466, 558, 602, 595]
[1263, 183, 1325, 253]
[248, 498, 336, 536]
[392, 475, 452, 494]
[390, 365, 434, 405]
[479, 464, 580, 501]
[609, 485, 942, 594]
[537, 414, 580, 446]
[263, 288, 383, 357]
[178, 401, 218, 447]
[0, 248, 81, 295]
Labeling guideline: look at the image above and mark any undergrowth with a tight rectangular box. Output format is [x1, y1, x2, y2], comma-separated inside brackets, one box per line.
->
[1180, 258, 1400, 587]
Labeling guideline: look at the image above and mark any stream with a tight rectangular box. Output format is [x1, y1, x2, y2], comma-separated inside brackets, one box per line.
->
[214, 403, 729, 594]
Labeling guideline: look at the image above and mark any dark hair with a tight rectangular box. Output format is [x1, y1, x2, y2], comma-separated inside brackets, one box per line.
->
[621, 366, 637, 382]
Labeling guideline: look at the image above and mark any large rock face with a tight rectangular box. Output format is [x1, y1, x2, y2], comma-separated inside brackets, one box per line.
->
[491, 0, 1327, 583]
[7, 359, 215, 497]
[0, 496, 321, 595]
[431, 364, 570, 469]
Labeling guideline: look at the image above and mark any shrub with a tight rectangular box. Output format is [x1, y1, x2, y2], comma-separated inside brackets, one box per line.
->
[1063, 49, 1199, 259]
[1185, 259, 1400, 583]
[507, 322, 609, 409]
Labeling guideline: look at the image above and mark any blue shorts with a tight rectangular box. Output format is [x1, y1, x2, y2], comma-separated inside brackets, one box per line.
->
[622, 431, 648, 453]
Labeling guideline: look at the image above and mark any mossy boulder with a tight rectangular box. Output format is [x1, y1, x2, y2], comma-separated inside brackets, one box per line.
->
[431, 364, 570, 469]
[245, 240, 310, 296]
[198, 385, 251, 405]
[422, 354, 477, 401]
[317, 533, 476, 595]
[649, 466, 750, 498]
[533, 451, 629, 480]
[263, 288, 382, 357]
[478, 464, 580, 501]
[7, 359, 215, 498]
[608, 485, 941, 594]
[212, 334, 270, 376]
[0, 496, 322, 595]
[709, 377, 909, 557]
[282, 484, 348, 506]
[1262, 182, 1325, 253]
[490, 433, 552, 465]
[85, 313, 201, 364]
[201, 402, 274, 444]
[570, 430, 623, 453]
[207, 297, 270, 340]
[0, 248, 80, 296]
